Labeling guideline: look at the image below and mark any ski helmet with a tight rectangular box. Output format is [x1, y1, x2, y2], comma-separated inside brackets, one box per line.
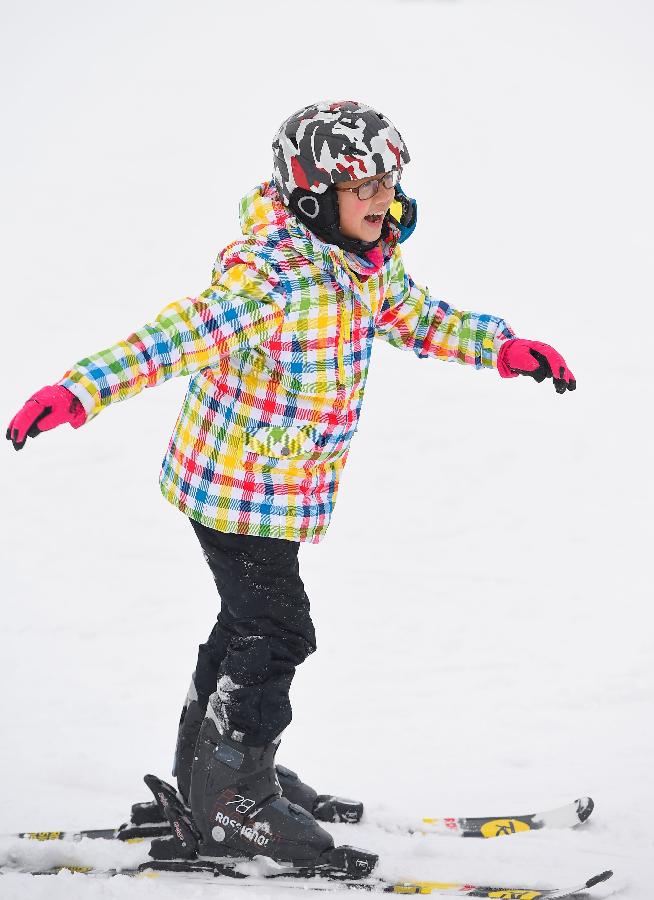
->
[272, 100, 410, 253]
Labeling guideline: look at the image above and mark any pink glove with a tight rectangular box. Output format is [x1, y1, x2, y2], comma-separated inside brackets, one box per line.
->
[6, 385, 86, 451]
[497, 339, 576, 394]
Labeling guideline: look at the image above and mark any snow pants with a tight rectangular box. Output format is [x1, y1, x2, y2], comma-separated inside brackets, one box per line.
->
[189, 518, 316, 746]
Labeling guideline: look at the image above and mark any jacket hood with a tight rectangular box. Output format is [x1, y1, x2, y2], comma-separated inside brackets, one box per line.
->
[239, 181, 292, 238]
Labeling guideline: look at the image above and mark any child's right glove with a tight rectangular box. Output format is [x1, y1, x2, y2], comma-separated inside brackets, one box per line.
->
[6, 384, 86, 451]
[497, 339, 576, 394]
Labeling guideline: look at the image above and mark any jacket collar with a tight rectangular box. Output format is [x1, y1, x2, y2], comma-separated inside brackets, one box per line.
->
[239, 182, 399, 312]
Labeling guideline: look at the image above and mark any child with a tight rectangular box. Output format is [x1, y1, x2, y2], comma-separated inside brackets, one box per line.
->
[6, 100, 575, 870]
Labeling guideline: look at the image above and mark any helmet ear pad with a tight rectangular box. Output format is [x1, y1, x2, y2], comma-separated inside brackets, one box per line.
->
[288, 184, 378, 256]
[288, 185, 381, 255]
[289, 187, 341, 241]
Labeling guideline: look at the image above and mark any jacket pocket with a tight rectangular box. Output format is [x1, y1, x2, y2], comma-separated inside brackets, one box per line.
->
[242, 423, 325, 459]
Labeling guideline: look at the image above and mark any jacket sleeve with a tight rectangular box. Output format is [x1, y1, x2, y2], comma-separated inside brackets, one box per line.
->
[58, 254, 287, 422]
[375, 246, 515, 368]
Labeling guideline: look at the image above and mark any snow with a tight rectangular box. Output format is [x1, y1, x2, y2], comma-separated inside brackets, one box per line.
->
[1, 0, 652, 897]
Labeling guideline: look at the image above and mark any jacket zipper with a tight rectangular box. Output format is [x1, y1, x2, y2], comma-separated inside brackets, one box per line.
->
[337, 297, 352, 387]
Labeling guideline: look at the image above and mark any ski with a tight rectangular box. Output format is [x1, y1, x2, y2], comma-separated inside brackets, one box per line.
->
[3, 790, 594, 845]
[414, 796, 594, 838]
[0, 858, 615, 897]
[9, 825, 167, 844]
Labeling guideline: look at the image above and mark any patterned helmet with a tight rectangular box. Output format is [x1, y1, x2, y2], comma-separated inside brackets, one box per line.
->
[272, 100, 411, 252]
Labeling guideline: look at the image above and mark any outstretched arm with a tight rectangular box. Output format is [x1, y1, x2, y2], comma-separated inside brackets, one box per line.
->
[375, 247, 515, 369]
[7, 253, 287, 450]
[376, 247, 575, 392]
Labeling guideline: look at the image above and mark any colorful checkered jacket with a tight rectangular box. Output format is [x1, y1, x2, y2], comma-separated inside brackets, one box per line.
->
[59, 182, 515, 542]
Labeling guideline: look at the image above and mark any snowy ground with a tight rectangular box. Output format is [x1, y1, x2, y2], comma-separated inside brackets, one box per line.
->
[1, 0, 653, 897]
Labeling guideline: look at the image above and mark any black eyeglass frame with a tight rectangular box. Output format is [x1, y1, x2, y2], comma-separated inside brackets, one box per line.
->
[334, 169, 402, 201]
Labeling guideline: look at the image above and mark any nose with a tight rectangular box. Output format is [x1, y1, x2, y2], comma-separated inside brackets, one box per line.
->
[372, 181, 395, 211]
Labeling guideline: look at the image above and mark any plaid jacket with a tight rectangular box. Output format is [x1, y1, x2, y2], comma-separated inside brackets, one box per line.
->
[60, 183, 515, 542]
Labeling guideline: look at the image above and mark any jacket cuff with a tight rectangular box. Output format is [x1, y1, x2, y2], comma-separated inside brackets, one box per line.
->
[57, 373, 101, 421]
[490, 326, 516, 370]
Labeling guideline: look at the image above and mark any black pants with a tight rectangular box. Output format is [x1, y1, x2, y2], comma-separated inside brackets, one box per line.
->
[189, 519, 316, 746]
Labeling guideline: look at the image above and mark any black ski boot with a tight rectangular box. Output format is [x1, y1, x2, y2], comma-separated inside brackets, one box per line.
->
[172, 676, 364, 823]
[144, 765, 376, 879]
[188, 708, 333, 866]
[125, 682, 361, 845]
[128, 764, 361, 845]
[276, 764, 363, 824]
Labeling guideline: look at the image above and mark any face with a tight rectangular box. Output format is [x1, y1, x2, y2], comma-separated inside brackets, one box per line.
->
[335, 172, 396, 242]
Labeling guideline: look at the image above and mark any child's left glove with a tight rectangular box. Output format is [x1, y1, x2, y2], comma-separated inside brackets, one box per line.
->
[497, 339, 576, 394]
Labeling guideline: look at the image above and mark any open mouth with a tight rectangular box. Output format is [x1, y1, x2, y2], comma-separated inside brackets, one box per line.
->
[364, 213, 384, 226]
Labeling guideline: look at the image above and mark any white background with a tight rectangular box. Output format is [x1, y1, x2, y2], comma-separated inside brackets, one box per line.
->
[1, 0, 652, 896]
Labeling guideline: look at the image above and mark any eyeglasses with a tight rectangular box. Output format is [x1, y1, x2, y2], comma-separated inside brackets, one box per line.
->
[335, 169, 401, 201]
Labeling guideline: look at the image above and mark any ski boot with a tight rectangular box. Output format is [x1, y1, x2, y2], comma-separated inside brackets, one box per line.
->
[120, 707, 361, 843]
[276, 764, 363, 824]
[143, 765, 375, 879]
[186, 707, 334, 866]
[172, 676, 363, 822]
[146, 695, 377, 878]
[144, 768, 376, 882]
[123, 764, 361, 844]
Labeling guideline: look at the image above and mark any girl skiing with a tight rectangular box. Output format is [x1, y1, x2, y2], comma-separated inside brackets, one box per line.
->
[6, 100, 575, 871]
